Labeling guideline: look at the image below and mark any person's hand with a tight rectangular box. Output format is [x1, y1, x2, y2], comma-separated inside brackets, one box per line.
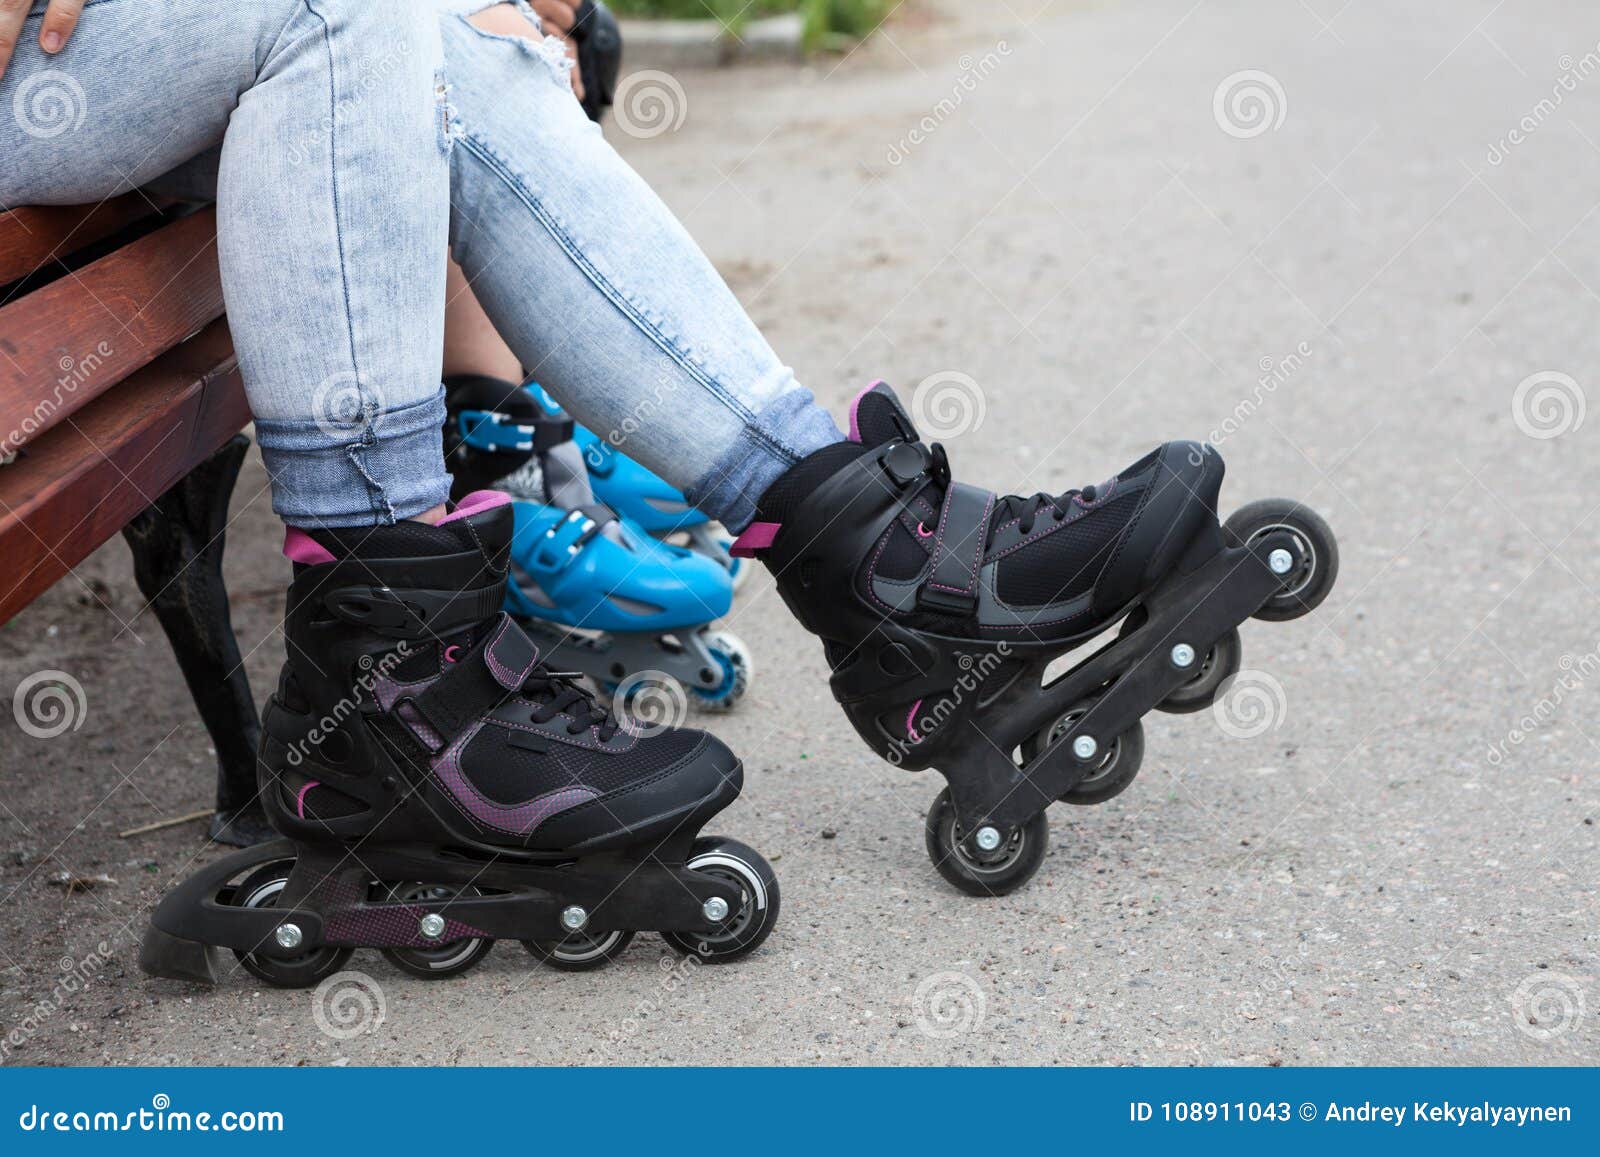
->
[529, 0, 577, 37]
[0, 0, 86, 83]
[527, 0, 586, 104]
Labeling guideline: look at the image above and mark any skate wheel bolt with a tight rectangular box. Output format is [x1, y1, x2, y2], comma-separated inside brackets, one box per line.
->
[419, 914, 446, 940]
[702, 896, 730, 922]
[1268, 547, 1294, 575]
[274, 923, 303, 951]
[1072, 735, 1098, 760]
[973, 826, 1003, 852]
[1170, 643, 1196, 668]
[561, 905, 589, 931]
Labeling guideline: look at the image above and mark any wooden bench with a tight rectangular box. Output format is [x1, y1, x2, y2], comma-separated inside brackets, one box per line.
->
[0, 197, 268, 844]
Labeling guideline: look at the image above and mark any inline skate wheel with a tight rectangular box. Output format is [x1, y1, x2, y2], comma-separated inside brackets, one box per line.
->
[690, 631, 752, 712]
[661, 836, 781, 961]
[522, 928, 636, 971]
[230, 861, 354, 989]
[1223, 499, 1339, 622]
[1154, 627, 1242, 714]
[1020, 707, 1146, 804]
[379, 883, 495, 980]
[924, 788, 1049, 897]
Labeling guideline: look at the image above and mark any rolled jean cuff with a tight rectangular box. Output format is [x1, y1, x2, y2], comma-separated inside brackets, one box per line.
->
[255, 387, 453, 528]
[686, 388, 842, 533]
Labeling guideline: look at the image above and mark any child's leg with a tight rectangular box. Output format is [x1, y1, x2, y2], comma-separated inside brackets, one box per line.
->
[440, 3, 841, 532]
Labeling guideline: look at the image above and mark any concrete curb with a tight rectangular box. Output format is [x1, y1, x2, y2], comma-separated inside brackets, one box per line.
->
[619, 13, 805, 72]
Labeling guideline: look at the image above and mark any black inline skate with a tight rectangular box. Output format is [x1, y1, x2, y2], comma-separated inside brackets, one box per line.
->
[732, 382, 1337, 896]
[140, 493, 778, 987]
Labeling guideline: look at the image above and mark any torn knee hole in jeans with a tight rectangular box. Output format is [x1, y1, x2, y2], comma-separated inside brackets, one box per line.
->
[459, 1, 576, 93]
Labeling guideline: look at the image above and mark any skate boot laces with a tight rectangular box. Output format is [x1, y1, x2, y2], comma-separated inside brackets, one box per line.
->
[522, 669, 619, 739]
[991, 482, 1097, 541]
[918, 439, 1096, 544]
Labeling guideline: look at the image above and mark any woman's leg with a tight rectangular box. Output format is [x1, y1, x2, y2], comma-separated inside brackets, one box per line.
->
[439, 3, 841, 532]
[0, 0, 452, 528]
[443, 259, 523, 382]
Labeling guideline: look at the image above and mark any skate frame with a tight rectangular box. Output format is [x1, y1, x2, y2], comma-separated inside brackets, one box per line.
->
[143, 832, 744, 983]
[940, 530, 1300, 835]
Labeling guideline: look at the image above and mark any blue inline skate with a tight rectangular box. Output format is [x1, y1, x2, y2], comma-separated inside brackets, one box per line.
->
[445, 375, 751, 710]
[521, 384, 749, 591]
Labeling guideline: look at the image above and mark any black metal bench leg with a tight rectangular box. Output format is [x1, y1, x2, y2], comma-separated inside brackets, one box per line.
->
[122, 434, 273, 847]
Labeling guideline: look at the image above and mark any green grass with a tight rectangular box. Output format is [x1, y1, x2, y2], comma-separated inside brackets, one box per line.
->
[609, 0, 892, 46]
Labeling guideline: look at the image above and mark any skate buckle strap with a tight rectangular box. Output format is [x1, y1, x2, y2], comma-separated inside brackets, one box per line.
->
[324, 583, 504, 638]
[395, 615, 540, 752]
[880, 440, 933, 487]
[530, 504, 616, 573]
[917, 481, 994, 615]
[457, 409, 576, 454]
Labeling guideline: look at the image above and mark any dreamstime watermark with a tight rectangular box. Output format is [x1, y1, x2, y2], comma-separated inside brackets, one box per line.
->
[885, 645, 1011, 766]
[612, 670, 689, 738]
[284, 643, 411, 768]
[12, 670, 88, 740]
[1235, 948, 1307, 1021]
[885, 42, 1012, 166]
[1484, 644, 1598, 767]
[1508, 972, 1587, 1042]
[1, 341, 114, 457]
[1213, 70, 1287, 139]
[312, 970, 387, 1041]
[911, 370, 986, 439]
[614, 70, 688, 139]
[1510, 370, 1585, 440]
[599, 952, 704, 1057]
[1211, 669, 1287, 740]
[596, 360, 680, 451]
[1487, 44, 1600, 165]
[17, 1094, 283, 1134]
[286, 41, 416, 165]
[912, 969, 987, 1039]
[0, 941, 115, 1062]
[1196, 341, 1313, 455]
[13, 69, 87, 139]
[309, 372, 388, 441]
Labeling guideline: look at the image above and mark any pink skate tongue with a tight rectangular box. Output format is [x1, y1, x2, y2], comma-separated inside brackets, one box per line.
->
[283, 527, 337, 565]
[847, 380, 922, 446]
[730, 521, 781, 557]
[440, 490, 512, 525]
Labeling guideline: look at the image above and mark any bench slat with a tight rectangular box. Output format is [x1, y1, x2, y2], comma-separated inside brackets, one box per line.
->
[0, 207, 223, 455]
[0, 195, 164, 286]
[0, 320, 246, 625]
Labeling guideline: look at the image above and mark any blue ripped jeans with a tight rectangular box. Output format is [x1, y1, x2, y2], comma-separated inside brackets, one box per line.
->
[0, 0, 840, 528]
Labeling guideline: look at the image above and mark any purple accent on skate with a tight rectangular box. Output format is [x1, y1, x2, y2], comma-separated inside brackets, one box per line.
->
[305, 873, 493, 949]
[440, 489, 512, 525]
[296, 780, 320, 820]
[847, 379, 887, 443]
[324, 904, 491, 949]
[906, 699, 923, 742]
[371, 673, 413, 713]
[395, 700, 446, 752]
[444, 644, 461, 663]
[432, 721, 598, 835]
[730, 521, 781, 558]
[282, 527, 336, 565]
